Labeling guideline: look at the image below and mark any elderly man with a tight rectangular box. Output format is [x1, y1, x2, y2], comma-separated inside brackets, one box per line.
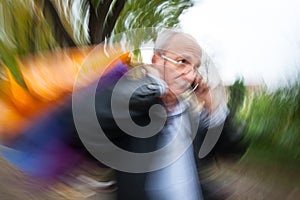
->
[95, 30, 227, 200]
[69, 29, 229, 200]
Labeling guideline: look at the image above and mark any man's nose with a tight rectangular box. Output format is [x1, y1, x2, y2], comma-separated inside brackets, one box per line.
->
[180, 67, 193, 76]
[181, 69, 197, 83]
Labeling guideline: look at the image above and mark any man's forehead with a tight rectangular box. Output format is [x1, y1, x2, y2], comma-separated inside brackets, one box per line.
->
[154, 31, 202, 65]
[165, 34, 201, 57]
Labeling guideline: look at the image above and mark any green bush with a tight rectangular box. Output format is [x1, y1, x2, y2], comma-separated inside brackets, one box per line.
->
[237, 81, 300, 160]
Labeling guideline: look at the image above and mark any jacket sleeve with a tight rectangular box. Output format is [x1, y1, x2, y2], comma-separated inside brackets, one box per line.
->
[95, 66, 167, 153]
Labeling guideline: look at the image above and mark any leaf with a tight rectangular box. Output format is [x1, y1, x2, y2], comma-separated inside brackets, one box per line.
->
[0, 41, 26, 88]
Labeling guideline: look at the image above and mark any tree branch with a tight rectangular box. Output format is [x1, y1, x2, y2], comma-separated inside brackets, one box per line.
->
[101, 0, 126, 41]
[88, 0, 113, 44]
[43, 0, 76, 47]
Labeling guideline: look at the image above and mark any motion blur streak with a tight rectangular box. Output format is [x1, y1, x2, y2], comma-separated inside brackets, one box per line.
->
[0, 45, 129, 140]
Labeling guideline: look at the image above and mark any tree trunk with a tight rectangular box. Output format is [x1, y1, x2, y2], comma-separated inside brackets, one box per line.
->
[43, 0, 76, 47]
[88, 0, 126, 44]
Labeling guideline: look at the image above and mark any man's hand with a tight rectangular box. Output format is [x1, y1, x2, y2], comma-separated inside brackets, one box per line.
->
[193, 73, 212, 113]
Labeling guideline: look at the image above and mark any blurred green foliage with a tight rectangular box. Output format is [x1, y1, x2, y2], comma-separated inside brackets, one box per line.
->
[228, 79, 247, 118]
[0, 0, 58, 86]
[232, 80, 300, 161]
[113, 0, 193, 60]
[0, 0, 193, 86]
[114, 0, 193, 32]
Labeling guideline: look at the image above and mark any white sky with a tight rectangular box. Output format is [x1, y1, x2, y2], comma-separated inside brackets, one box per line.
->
[179, 0, 300, 88]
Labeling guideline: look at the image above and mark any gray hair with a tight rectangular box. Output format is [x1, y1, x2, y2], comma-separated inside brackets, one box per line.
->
[154, 30, 202, 67]
[154, 30, 179, 51]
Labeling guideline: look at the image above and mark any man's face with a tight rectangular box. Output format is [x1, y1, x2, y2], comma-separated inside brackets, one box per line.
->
[152, 37, 201, 96]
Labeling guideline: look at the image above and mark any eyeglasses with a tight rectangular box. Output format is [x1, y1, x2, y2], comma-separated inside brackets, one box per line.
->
[160, 53, 200, 69]
[160, 53, 200, 91]
[159, 53, 208, 84]
[160, 54, 191, 65]
[160, 55, 188, 65]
